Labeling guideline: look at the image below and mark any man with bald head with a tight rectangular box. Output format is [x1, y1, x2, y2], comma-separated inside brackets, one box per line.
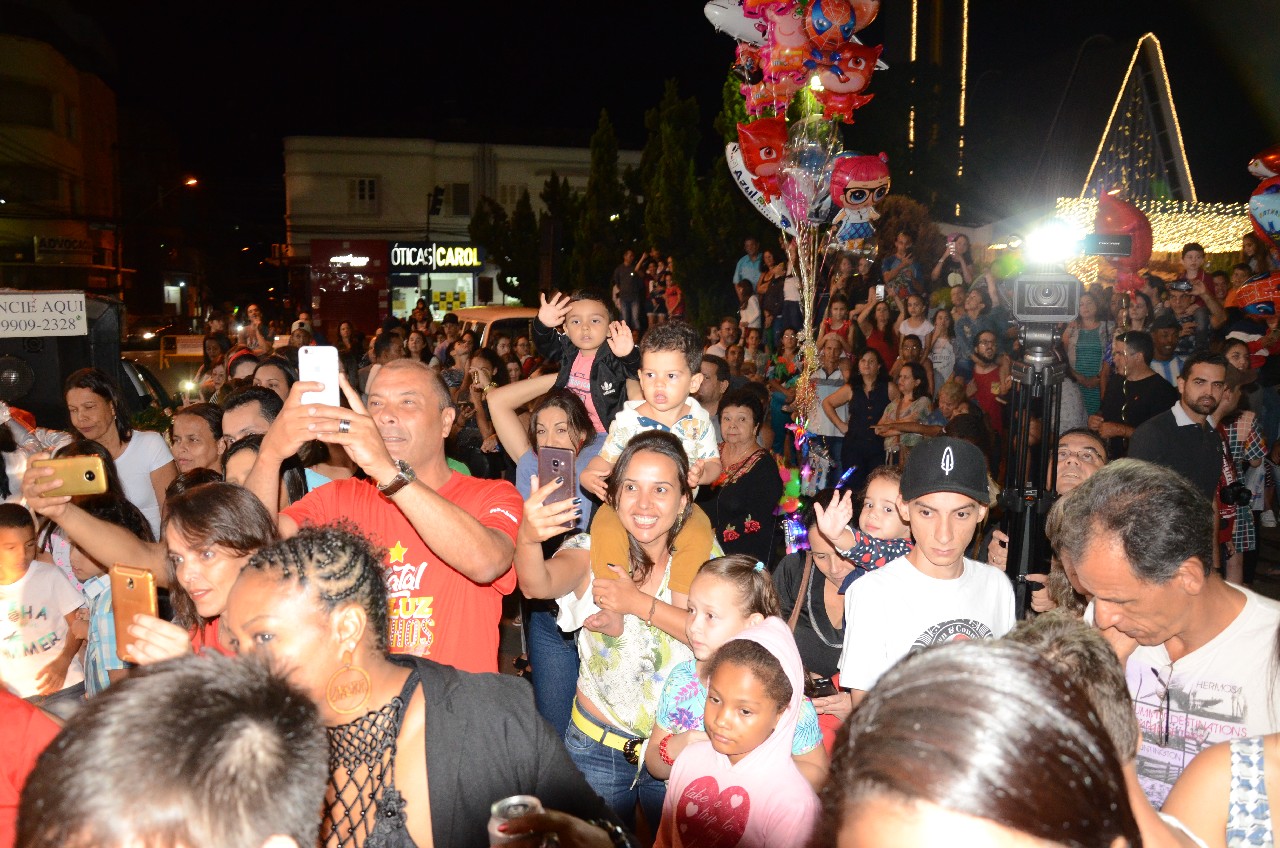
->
[248, 358, 522, 673]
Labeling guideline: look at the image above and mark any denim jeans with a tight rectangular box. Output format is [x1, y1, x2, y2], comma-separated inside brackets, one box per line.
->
[619, 298, 641, 331]
[564, 709, 666, 831]
[527, 607, 579, 739]
[27, 681, 85, 721]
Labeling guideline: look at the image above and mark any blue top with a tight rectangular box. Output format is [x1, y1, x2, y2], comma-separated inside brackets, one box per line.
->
[655, 658, 823, 755]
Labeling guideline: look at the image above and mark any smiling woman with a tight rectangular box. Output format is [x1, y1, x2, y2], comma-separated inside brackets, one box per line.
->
[514, 430, 715, 830]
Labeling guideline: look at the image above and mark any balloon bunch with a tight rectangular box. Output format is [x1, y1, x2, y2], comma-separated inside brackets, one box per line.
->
[705, 0, 883, 121]
[712, 0, 892, 523]
[1092, 193, 1152, 295]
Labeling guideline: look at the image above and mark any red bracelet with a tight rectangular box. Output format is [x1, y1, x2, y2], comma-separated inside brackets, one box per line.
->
[659, 734, 675, 766]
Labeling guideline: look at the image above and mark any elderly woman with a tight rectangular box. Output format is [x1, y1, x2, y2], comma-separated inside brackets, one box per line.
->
[222, 525, 629, 848]
[702, 388, 782, 562]
[515, 431, 715, 830]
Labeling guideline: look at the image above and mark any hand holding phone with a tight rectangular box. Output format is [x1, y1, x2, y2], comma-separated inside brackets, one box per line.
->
[298, 346, 340, 407]
[875, 285, 886, 302]
[537, 447, 577, 529]
[111, 564, 158, 663]
[32, 456, 108, 497]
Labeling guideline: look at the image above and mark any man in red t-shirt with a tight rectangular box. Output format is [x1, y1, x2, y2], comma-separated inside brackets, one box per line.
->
[249, 359, 521, 674]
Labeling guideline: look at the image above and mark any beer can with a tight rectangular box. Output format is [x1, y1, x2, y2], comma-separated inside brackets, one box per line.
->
[488, 794, 544, 845]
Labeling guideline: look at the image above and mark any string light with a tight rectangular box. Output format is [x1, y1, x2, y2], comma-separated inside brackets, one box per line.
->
[957, 0, 968, 183]
[1082, 34, 1197, 202]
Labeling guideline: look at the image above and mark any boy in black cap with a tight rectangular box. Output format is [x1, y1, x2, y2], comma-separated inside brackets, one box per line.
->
[838, 437, 1016, 708]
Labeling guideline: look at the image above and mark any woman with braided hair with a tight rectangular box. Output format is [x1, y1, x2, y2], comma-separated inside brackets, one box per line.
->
[221, 524, 633, 848]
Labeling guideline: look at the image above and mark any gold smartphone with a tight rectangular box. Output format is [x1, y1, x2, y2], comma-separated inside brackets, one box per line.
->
[110, 564, 158, 663]
[32, 456, 108, 497]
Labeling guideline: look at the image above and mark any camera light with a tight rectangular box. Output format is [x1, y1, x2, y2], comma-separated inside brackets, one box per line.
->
[180, 380, 195, 392]
[1024, 219, 1083, 265]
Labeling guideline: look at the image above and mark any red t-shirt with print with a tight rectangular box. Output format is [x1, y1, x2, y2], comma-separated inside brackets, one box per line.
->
[0, 690, 60, 848]
[284, 474, 521, 674]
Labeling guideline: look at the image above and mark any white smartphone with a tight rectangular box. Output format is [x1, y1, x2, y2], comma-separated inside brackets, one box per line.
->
[875, 285, 886, 302]
[298, 345, 340, 406]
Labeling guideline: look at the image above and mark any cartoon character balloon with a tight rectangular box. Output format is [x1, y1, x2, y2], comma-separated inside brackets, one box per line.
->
[1249, 145, 1280, 255]
[703, 0, 769, 44]
[805, 0, 859, 50]
[829, 152, 890, 249]
[1094, 193, 1152, 293]
[737, 117, 788, 201]
[812, 41, 881, 122]
[762, 3, 812, 84]
[1224, 271, 1280, 316]
[1248, 144, 1280, 180]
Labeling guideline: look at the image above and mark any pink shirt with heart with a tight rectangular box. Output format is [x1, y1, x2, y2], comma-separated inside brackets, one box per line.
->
[655, 617, 820, 848]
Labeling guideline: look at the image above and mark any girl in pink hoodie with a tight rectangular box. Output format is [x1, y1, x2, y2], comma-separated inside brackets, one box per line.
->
[656, 617, 820, 848]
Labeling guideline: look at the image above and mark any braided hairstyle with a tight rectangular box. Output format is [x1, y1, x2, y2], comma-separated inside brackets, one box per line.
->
[244, 523, 390, 651]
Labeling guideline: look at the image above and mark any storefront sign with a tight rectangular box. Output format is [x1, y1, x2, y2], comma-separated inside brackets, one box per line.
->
[389, 241, 484, 271]
[0, 290, 86, 337]
[33, 235, 94, 264]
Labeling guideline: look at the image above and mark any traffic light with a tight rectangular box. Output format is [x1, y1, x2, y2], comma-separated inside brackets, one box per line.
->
[429, 186, 444, 216]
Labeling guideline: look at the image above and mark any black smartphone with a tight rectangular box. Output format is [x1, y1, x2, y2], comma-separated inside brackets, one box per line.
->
[537, 447, 577, 528]
[809, 676, 838, 698]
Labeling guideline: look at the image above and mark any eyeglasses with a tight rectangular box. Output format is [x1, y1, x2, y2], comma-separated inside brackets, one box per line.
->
[1056, 447, 1103, 464]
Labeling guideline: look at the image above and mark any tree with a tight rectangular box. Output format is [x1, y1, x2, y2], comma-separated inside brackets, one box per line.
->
[539, 172, 580, 291]
[505, 189, 540, 306]
[874, 195, 945, 274]
[469, 196, 512, 295]
[642, 81, 701, 272]
[569, 110, 626, 291]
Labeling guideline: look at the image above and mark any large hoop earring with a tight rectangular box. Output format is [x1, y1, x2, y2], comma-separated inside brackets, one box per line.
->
[325, 652, 371, 715]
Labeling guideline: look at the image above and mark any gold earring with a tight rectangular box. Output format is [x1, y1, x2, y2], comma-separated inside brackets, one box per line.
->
[325, 650, 371, 715]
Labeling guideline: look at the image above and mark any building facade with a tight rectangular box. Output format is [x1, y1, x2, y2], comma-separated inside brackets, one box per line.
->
[0, 33, 120, 293]
[284, 136, 640, 331]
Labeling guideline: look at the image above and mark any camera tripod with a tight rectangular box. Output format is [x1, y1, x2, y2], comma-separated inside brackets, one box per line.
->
[1001, 326, 1066, 618]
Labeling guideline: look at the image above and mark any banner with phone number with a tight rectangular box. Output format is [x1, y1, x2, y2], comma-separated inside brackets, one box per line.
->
[0, 291, 86, 338]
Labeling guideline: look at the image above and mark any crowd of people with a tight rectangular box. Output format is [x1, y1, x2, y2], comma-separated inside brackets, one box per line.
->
[0, 226, 1278, 848]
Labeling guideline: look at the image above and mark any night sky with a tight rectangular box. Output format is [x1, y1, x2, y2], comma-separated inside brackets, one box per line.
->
[79, 0, 1277, 234]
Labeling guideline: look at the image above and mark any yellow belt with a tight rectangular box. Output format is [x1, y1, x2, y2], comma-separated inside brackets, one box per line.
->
[571, 701, 642, 764]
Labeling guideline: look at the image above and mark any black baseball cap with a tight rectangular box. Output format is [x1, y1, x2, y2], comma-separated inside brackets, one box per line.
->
[1150, 311, 1180, 332]
[899, 437, 989, 504]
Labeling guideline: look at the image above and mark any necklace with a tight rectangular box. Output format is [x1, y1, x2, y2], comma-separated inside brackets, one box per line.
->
[326, 692, 409, 848]
[718, 443, 765, 486]
[805, 576, 843, 648]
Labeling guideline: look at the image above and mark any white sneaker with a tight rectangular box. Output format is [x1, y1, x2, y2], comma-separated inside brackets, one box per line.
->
[1261, 510, 1277, 529]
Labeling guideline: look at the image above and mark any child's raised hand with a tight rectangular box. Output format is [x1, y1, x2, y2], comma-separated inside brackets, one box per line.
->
[579, 465, 609, 500]
[688, 459, 706, 489]
[538, 292, 572, 329]
[814, 489, 856, 543]
[606, 321, 634, 358]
